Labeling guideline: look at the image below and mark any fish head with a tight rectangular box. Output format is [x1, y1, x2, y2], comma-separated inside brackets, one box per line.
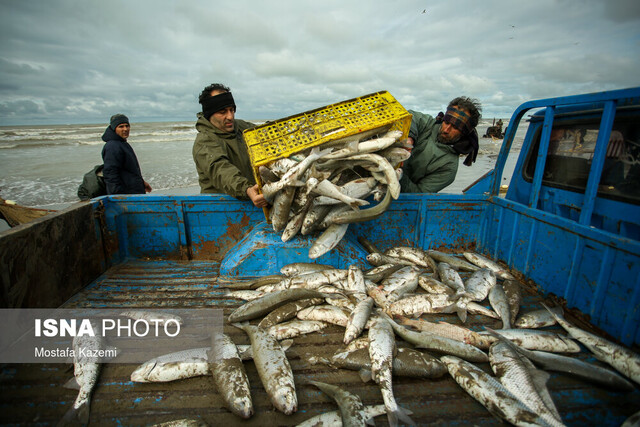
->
[275, 388, 298, 415]
[130, 361, 156, 383]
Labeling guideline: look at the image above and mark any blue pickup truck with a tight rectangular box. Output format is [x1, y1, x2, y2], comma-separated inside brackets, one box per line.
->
[0, 88, 638, 425]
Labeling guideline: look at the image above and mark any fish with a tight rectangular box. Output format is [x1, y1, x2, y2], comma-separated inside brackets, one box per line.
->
[288, 268, 349, 290]
[309, 223, 349, 259]
[228, 288, 341, 323]
[131, 347, 210, 383]
[281, 262, 334, 276]
[455, 269, 496, 323]
[233, 323, 297, 415]
[543, 303, 640, 384]
[436, 263, 465, 295]
[130, 341, 295, 383]
[463, 251, 515, 280]
[344, 297, 375, 344]
[151, 419, 208, 427]
[357, 235, 383, 254]
[502, 279, 523, 326]
[281, 201, 312, 242]
[488, 282, 511, 329]
[344, 153, 400, 199]
[364, 263, 404, 282]
[330, 347, 447, 380]
[428, 250, 480, 272]
[367, 314, 415, 427]
[268, 319, 328, 340]
[331, 188, 393, 225]
[270, 186, 296, 232]
[417, 275, 454, 295]
[261, 146, 333, 200]
[301, 203, 332, 235]
[226, 289, 266, 301]
[500, 340, 636, 392]
[345, 265, 368, 296]
[386, 293, 455, 317]
[207, 333, 253, 419]
[384, 246, 436, 270]
[313, 177, 378, 206]
[258, 297, 324, 329]
[298, 304, 351, 327]
[308, 380, 367, 427]
[366, 251, 415, 267]
[396, 316, 495, 349]
[59, 321, 103, 426]
[478, 328, 581, 353]
[295, 404, 387, 427]
[380, 265, 422, 294]
[515, 306, 563, 329]
[311, 179, 370, 210]
[486, 329, 565, 426]
[383, 313, 488, 362]
[441, 355, 553, 427]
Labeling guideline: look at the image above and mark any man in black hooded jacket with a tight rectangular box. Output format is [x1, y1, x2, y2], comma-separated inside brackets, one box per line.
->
[101, 114, 152, 195]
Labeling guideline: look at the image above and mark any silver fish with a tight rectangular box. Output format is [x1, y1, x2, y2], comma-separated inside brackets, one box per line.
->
[383, 313, 488, 362]
[488, 282, 511, 329]
[396, 316, 495, 349]
[345, 265, 368, 296]
[288, 268, 349, 290]
[271, 186, 296, 232]
[332, 188, 393, 225]
[298, 304, 350, 327]
[543, 303, 640, 384]
[417, 275, 454, 295]
[385, 246, 435, 270]
[309, 223, 349, 259]
[258, 297, 324, 329]
[281, 201, 311, 242]
[330, 347, 446, 379]
[499, 340, 636, 392]
[314, 177, 378, 206]
[437, 263, 465, 295]
[428, 250, 479, 271]
[131, 348, 210, 383]
[367, 315, 415, 427]
[387, 293, 455, 317]
[261, 146, 332, 199]
[503, 279, 523, 326]
[344, 297, 374, 344]
[515, 306, 563, 329]
[479, 328, 581, 353]
[281, 262, 334, 276]
[301, 203, 332, 235]
[228, 288, 340, 322]
[366, 251, 415, 267]
[268, 319, 328, 340]
[295, 404, 387, 427]
[308, 380, 367, 427]
[463, 251, 515, 280]
[487, 329, 564, 426]
[311, 179, 369, 210]
[233, 323, 297, 415]
[345, 153, 400, 199]
[380, 265, 422, 293]
[59, 322, 103, 426]
[207, 333, 253, 419]
[441, 355, 553, 427]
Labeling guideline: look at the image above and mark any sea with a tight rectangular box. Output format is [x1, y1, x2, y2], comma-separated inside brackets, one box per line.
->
[0, 118, 528, 212]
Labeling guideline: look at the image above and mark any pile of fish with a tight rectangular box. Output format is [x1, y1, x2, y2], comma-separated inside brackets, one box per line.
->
[258, 128, 410, 259]
[62, 247, 640, 426]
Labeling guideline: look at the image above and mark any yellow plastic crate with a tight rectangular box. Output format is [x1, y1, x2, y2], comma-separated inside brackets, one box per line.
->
[244, 91, 412, 172]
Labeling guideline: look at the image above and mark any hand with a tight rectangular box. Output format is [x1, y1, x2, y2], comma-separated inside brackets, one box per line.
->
[246, 184, 269, 208]
[144, 181, 152, 193]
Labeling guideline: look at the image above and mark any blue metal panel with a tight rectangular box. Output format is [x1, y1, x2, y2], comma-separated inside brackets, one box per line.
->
[480, 196, 640, 345]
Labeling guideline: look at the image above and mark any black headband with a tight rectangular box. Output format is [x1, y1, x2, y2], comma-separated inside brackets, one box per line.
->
[202, 92, 236, 120]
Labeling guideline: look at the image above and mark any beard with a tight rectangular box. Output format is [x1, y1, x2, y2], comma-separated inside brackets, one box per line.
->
[437, 129, 462, 145]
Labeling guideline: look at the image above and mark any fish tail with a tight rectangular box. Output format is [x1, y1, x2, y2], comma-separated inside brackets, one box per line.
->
[455, 300, 468, 323]
[58, 400, 90, 426]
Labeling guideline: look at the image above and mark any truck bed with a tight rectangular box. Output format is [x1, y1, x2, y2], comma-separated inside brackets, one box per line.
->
[1, 258, 637, 426]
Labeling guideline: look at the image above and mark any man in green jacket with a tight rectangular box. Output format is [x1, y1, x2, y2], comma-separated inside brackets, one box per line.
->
[401, 96, 482, 193]
[192, 83, 268, 207]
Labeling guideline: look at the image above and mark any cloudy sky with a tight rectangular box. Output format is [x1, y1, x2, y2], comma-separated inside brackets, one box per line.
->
[1, 0, 639, 126]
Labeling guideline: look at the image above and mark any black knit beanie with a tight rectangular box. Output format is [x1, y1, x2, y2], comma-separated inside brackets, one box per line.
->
[110, 114, 130, 130]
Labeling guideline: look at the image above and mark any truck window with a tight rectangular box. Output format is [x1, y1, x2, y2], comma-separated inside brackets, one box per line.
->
[524, 114, 640, 204]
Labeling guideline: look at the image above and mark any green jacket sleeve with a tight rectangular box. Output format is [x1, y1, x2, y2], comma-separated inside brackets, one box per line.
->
[400, 161, 457, 193]
[196, 143, 252, 199]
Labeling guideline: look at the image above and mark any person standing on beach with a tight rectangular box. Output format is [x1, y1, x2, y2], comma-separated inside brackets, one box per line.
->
[101, 114, 152, 195]
[400, 96, 482, 193]
[192, 83, 268, 207]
